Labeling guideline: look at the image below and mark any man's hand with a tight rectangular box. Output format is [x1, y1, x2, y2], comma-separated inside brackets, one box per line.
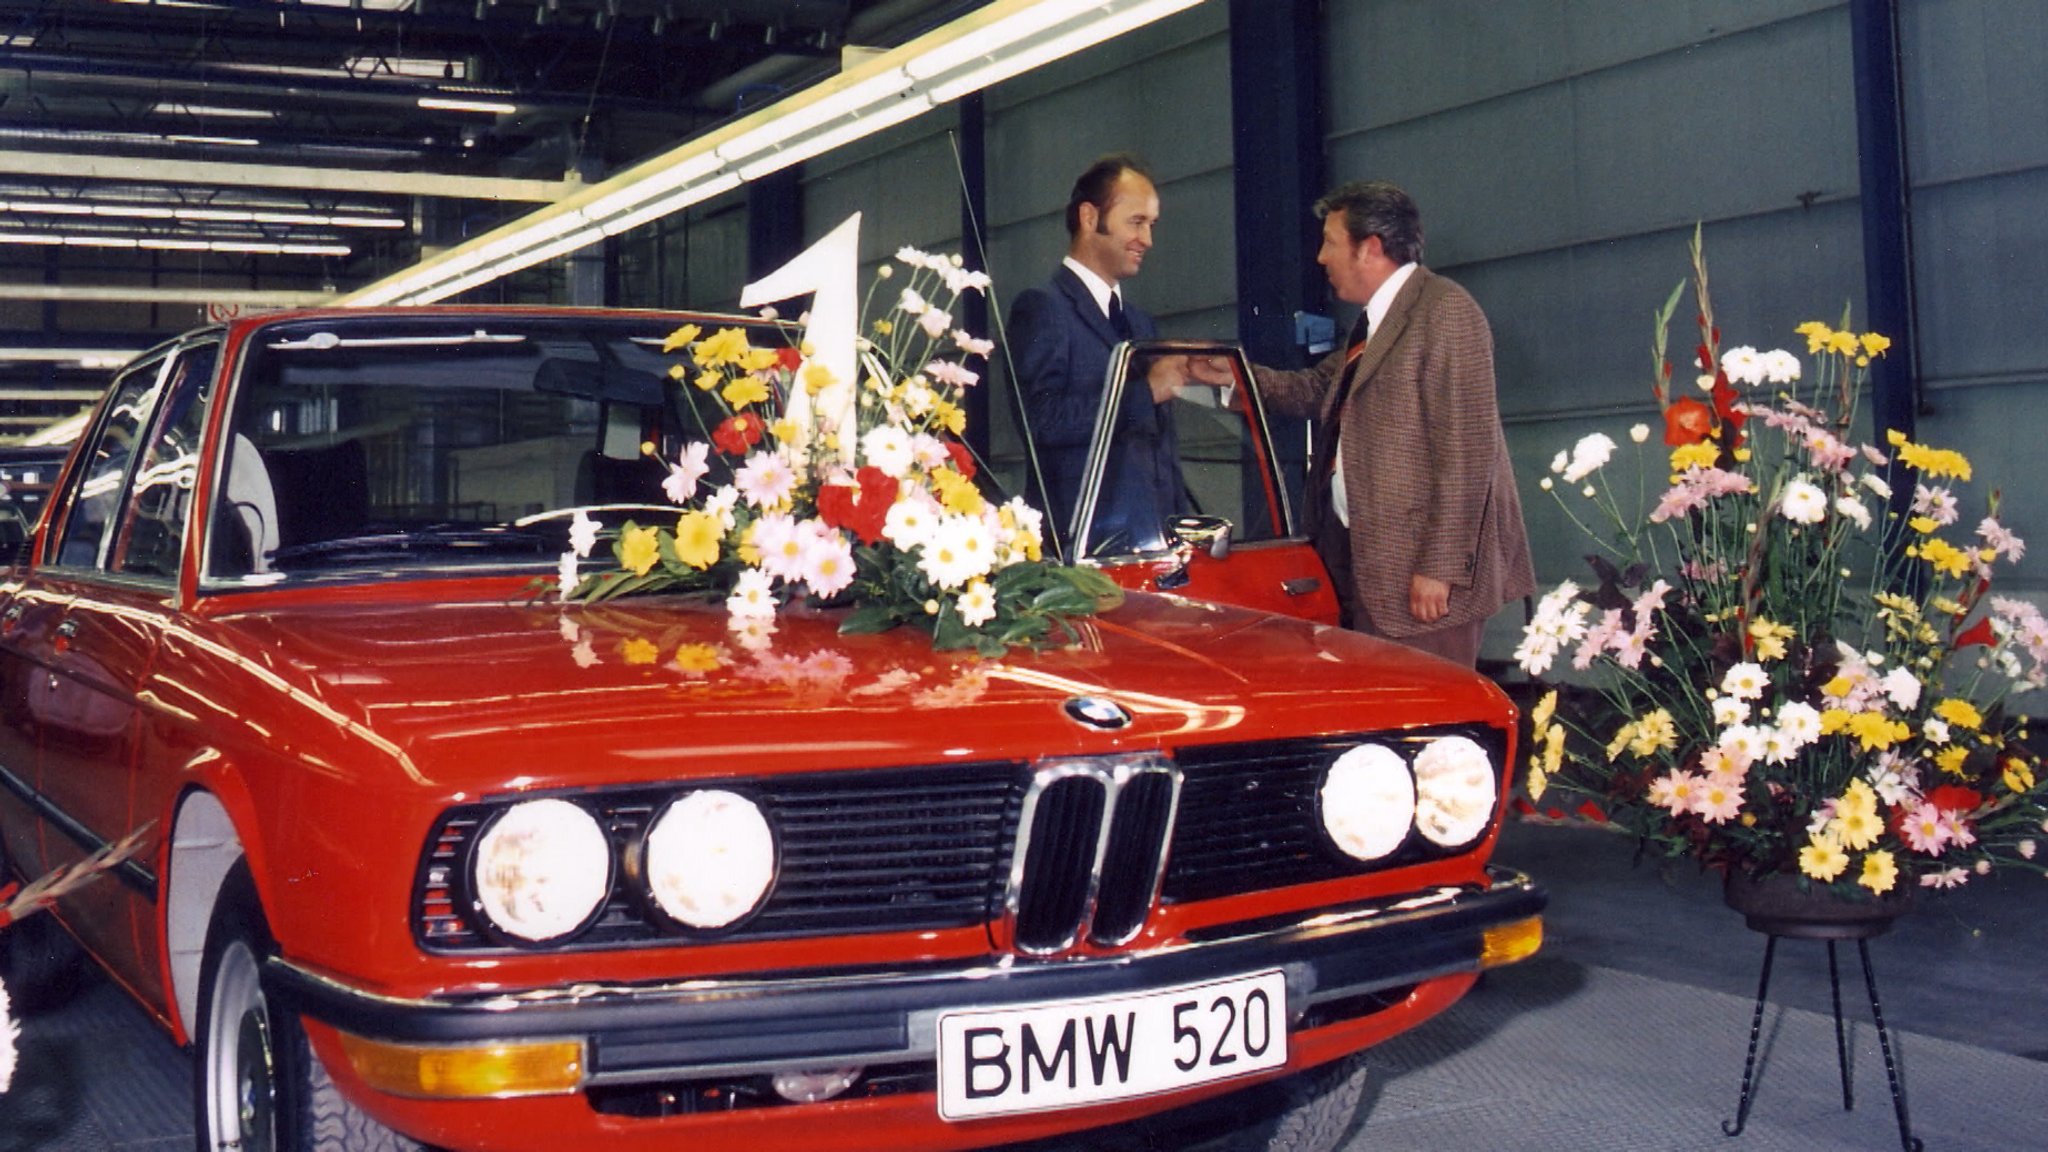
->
[1183, 355, 1236, 386]
[1410, 574, 1451, 624]
[1146, 355, 1189, 404]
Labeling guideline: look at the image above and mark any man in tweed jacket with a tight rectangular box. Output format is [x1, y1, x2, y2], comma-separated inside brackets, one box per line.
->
[1249, 181, 1534, 666]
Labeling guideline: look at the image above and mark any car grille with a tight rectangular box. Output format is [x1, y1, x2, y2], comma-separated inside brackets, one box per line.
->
[415, 763, 1025, 951]
[414, 726, 1505, 953]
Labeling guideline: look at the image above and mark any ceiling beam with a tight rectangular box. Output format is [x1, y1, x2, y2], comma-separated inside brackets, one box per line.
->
[0, 149, 578, 202]
[0, 284, 335, 306]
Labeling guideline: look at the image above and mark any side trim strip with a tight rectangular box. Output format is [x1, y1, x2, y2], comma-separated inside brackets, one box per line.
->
[0, 758, 158, 899]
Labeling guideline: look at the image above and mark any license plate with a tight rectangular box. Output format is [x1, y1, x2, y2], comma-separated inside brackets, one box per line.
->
[936, 969, 1288, 1121]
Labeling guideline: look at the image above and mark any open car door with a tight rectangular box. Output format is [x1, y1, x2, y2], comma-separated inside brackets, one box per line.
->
[1053, 339, 1339, 625]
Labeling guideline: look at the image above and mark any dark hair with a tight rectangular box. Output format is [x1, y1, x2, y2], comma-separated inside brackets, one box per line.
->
[1065, 153, 1152, 238]
[1314, 180, 1424, 265]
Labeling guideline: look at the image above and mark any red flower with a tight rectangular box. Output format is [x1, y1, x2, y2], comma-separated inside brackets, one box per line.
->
[1663, 396, 1714, 446]
[776, 345, 804, 372]
[944, 439, 978, 479]
[1576, 801, 1608, 823]
[1710, 375, 1747, 433]
[1954, 616, 1998, 649]
[712, 411, 766, 456]
[1925, 784, 1984, 814]
[817, 466, 899, 546]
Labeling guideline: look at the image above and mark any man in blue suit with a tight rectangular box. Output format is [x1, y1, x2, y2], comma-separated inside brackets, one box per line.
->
[1010, 154, 1190, 554]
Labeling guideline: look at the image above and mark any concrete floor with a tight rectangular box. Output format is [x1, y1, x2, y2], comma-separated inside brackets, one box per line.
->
[3, 820, 2043, 1150]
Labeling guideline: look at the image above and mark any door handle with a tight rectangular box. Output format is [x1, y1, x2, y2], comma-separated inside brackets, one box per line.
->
[1281, 577, 1322, 597]
[55, 618, 79, 639]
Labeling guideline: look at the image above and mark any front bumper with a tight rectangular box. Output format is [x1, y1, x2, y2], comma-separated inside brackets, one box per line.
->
[267, 867, 1544, 1086]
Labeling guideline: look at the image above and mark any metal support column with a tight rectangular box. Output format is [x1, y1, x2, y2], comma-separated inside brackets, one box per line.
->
[1849, 0, 1917, 449]
[956, 92, 992, 463]
[746, 166, 805, 283]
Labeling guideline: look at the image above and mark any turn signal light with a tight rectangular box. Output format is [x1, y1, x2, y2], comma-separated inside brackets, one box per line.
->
[1479, 917, 1544, 969]
[338, 1032, 585, 1099]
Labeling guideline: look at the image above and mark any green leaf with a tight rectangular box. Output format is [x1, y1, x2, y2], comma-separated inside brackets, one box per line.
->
[840, 603, 903, 635]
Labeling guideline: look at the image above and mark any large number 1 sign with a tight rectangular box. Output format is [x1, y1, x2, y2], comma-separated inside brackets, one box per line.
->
[739, 212, 863, 466]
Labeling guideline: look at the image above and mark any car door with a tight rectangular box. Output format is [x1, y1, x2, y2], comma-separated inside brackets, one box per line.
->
[1063, 341, 1340, 625]
[27, 341, 216, 1005]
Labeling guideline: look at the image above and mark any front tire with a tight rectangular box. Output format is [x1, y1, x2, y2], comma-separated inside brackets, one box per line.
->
[192, 863, 421, 1152]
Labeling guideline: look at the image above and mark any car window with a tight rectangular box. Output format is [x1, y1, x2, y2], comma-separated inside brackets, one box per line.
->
[110, 343, 220, 581]
[205, 315, 754, 584]
[52, 356, 169, 570]
[1072, 342, 1294, 562]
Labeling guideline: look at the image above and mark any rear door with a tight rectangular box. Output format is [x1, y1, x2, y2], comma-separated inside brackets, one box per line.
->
[28, 341, 217, 1005]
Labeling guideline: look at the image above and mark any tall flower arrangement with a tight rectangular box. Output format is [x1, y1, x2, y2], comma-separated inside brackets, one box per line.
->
[561, 246, 1119, 655]
[1516, 231, 2047, 896]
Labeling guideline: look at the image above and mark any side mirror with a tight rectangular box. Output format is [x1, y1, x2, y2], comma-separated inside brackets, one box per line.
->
[1171, 515, 1233, 561]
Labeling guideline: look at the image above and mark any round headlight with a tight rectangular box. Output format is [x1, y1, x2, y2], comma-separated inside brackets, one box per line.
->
[1319, 744, 1415, 862]
[644, 789, 776, 930]
[471, 798, 613, 943]
[1413, 736, 1496, 848]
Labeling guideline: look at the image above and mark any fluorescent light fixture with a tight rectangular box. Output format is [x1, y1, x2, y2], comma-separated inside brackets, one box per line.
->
[0, 348, 143, 369]
[418, 96, 518, 115]
[346, 55, 467, 80]
[150, 102, 277, 120]
[341, 0, 1208, 306]
[167, 134, 262, 147]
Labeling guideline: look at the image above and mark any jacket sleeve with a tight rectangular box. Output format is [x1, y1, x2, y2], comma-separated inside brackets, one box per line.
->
[1252, 348, 1343, 421]
[1010, 287, 1095, 451]
[1413, 288, 1499, 589]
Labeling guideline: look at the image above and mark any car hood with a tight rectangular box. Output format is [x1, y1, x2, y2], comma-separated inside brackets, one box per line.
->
[197, 590, 1508, 794]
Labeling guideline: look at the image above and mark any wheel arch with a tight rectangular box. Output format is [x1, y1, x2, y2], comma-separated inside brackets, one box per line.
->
[165, 786, 248, 1043]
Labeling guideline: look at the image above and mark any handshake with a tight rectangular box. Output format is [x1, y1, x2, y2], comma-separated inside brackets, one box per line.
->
[1144, 353, 1239, 403]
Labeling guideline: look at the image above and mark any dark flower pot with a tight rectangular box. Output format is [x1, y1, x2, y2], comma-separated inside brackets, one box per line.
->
[1722, 868, 1914, 940]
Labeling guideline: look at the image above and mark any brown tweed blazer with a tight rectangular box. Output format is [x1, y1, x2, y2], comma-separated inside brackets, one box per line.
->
[1256, 267, 1535, 637]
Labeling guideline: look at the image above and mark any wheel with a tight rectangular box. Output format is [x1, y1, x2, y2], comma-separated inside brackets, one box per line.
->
[1243, 1053, 1374, 1152]
[1134, 1052, 1374, 1152]
[192, 863, 423, 1152]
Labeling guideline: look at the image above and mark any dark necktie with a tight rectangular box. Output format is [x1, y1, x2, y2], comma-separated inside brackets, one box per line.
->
[1108, 292, 1132, 340]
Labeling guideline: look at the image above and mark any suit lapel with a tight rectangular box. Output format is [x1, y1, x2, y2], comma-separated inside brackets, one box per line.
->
[1322, 268, 1429, 424]
[1054, 266, 1121, 346]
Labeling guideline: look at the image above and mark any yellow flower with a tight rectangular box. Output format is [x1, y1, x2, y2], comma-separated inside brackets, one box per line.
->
[1821, 676, 1854, 699]
[1820, 708, 1852, 735]
[930, 467, 985, 515]
[1539, 724, 1565, 780]
[1935, 745, 1970, 776]
[1604, 723, 1633, 762]
[693, 370, 722, 392]
[661, 323, 703, 353]
[1828, 806, 1883, 851]
[1526, 763, 1549, 802]
[1629, 709, 1678, 758]
[672, 643, 722, 674]
[1795, 320, 1832, 355]
[1933, 698, 1982, 730]
[741, 348, 781, 373]
[1886, 431, 1973, 480]
[803, 362, 837, 396]
[691, 327, 752, 368]
[618, 525, 660, 576]
[722, 374, 771, 409]
[1799, 834, 1850, 882]
[1824, 329, 1859, 357]
[1908, 516, 1939, 535]
[673, 510, 723, 570]
[934, 398, 967, 436]
[1918, 539, 1972, 577]
[2002, 758, 2036, 793]
[769, 417, 800, 444]
[1669, 442, 1719, 473]
[872, 318, 894, 336]
[737, 522, 762, 566]
[1838, 779, 1880, 820]
[1843, 711, 1910, 752]
[1858, 850, 1898, 895]
[1530, 689, 1559, 733]
[621, 637, 659, 665]
[1748, 619, 1794, 662]
[1860, 332, 1892, 358]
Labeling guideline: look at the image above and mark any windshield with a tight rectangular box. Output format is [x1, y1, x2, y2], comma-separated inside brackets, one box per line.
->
[206, 313, 760, 585]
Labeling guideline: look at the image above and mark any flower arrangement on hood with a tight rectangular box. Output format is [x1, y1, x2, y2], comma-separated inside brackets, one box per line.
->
[1516, 230, 2046, 897]
[559, 245, 1120, 655]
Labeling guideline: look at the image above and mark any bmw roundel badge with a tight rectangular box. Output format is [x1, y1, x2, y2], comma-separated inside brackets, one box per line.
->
[1064, 695, 1132, 730]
